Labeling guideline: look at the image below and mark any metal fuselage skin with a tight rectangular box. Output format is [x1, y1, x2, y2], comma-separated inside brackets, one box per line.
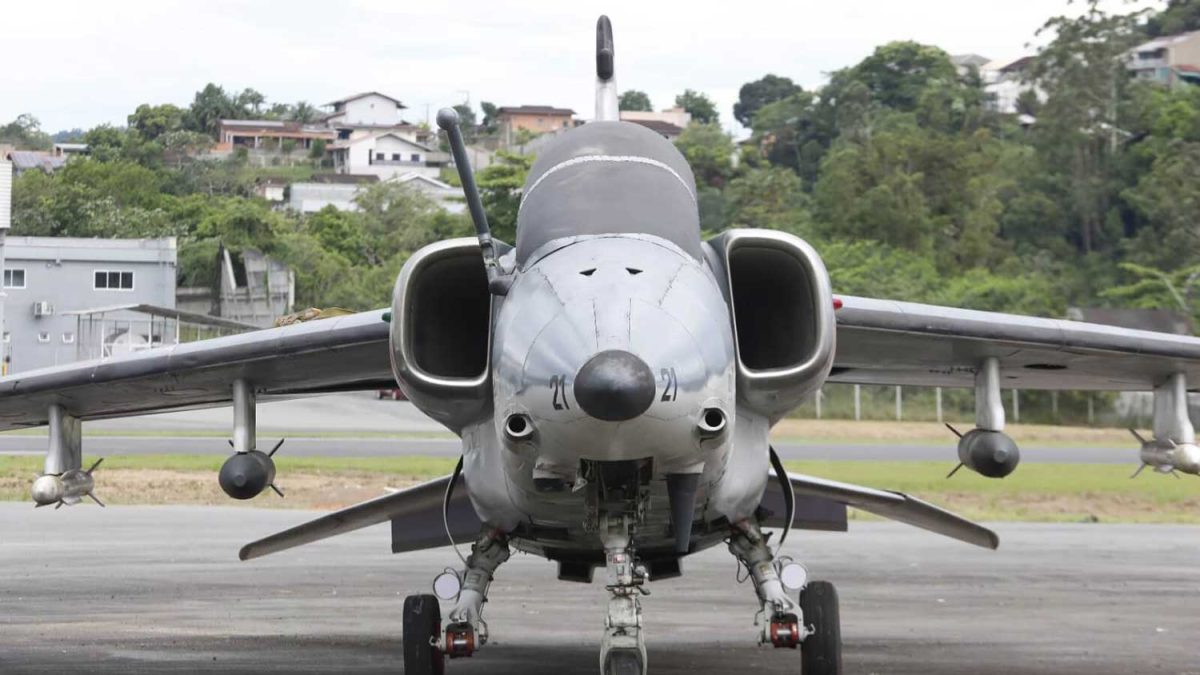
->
[456, 234, 764, 558]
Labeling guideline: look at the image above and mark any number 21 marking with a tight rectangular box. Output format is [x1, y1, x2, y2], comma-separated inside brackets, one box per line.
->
[550, 374, 569, 410]
[660, 368, 678, 402]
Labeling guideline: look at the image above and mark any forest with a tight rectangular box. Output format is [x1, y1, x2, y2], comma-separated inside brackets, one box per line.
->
[4, 0, 1200, 326]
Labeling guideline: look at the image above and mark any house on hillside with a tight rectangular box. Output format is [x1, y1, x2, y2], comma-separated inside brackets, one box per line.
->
[4, 151, 67, 176]
[981, 56, 1039, 115]
[217, 119, 336, 152]
[288, 174, 380, 213]
[496, 105, 576, 147]
[620, 106, 690, 140]
[1127, 30, 1200, 87]
[329, 131, 444, 180]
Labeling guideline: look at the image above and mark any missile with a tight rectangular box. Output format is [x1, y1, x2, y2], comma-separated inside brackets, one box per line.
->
[945, 425, 1020, 479]
[32, 458, 105, 508]
[219, 439, 285, 499]
[1129, 430, 1200, 478]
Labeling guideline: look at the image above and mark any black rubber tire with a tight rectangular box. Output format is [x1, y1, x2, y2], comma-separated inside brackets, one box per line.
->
[604, 649, 643, 675]
[799, 581, 842, 675]
[402, 594, 444, 675]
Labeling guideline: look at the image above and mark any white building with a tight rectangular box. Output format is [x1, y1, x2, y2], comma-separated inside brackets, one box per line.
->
[330, 131, 442, 180]
[289, 174, 462, 214]
[981, 56, 1040, 115]
[324, 91, 408, 132]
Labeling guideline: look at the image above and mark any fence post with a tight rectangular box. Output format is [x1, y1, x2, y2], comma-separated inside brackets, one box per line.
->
[895, 386, 902, 421]
[854, 384, 861, 421]
[1012, 389, 1020, 424]
[936, 387, 943, 424]
[1051, 391, 1058, 421]
[815, 388, 822, 419]
[1087, 394, 1095, 425]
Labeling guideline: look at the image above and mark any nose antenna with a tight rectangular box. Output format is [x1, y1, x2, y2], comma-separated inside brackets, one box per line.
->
[437, 108, 510, 295]
[595, 15, 619, 121]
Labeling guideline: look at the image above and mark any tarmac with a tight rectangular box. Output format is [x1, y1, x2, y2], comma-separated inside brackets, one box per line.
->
[1, 504, 1197, 674]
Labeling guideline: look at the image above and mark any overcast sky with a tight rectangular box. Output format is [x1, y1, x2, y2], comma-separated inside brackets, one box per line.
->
[2, 0, 1163, 137]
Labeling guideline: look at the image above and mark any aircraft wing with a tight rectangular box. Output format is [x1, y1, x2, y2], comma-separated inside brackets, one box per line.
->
[830, 295, 1200, 390]
[763, 470, 999, 550]
[0, 309, 394, 431]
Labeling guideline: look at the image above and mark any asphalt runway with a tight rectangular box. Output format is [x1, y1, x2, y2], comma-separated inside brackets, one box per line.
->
[1, 504, 1196, 674]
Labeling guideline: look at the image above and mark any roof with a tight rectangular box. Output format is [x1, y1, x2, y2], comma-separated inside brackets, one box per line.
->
[496, 105, 576, 116]
[309, 174, 381, 185]
[329, 131, 433, 152]
[626, 119, 685, 137]
[53, 142, 88, 151]
[392, 173, 455, 189]
[61, 303, 259, 331]
[5, 151, 66, 172]
[325, 91, 406, 109]
[3, 235, 176, 264]
[1134, 30, 1200, 53]
[951, 54, 992, 68]
[218, 119, 335, 137]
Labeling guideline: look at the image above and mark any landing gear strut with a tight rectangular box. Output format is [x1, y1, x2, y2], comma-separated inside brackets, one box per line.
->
[729, 519, 842, 674]
[599, 513, 648, 675]
[402, 530, 509, 673]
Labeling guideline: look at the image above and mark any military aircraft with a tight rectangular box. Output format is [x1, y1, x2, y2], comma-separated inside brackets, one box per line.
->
[5, 15, 1200, 675]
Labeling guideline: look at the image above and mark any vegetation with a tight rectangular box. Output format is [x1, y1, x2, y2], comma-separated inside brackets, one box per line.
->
[4, 0, 1200, 327]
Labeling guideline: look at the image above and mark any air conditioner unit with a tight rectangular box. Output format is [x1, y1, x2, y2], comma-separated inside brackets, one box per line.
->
[32, 301, 54, 317]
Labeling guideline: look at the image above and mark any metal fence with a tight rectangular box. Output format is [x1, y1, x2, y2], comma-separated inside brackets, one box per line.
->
[790, 384, 1153, 429]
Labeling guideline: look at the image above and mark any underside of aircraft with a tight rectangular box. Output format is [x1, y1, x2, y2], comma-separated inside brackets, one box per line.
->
[4, 15, 1200, 675]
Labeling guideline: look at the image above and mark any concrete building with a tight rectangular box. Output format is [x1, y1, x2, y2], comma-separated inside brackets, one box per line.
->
[619, 106, 691, 129]
[288, 173, 462, 214]
[52, 142, 89, 158]
[329, 131, 442, 180]
[0, 237, 177, 373]
[1127, 30, 1200, 87]
[217, 119, 335, 151]
[324, 91, 408, 133]
[496, 105, 576, 146]
[981, 56, 1039, 115]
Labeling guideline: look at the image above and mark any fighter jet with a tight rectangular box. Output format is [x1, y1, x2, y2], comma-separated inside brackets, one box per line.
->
[4, 15, 1200, 675]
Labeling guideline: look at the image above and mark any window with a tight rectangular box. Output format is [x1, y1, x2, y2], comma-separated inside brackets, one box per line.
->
[3, 269, 25, 289]
[61, 332, 75, 344]
[375, 152, 385, 161]
[37, 332, 50, 343]
[410, 153, 420, 162]
[391, 153, 401, 161]
[94, 270, 134, 290]
[2, 332, 9, 344]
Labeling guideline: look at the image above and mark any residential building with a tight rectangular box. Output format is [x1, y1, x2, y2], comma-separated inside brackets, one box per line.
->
[217, 119, 335, 151]
[624, 119, 685, 140]
[951, 53, 992, 77]
[254, 177, 288, 202]
[52, 142, 89, 158]
[1, 158, 10, 231]
[289, 175, 380, 213]
[1127, 30, 1200, 87]
[176, 247, 295, 329]
[496, 105, 576, 146]
[329, 131, 443, 180]
[324, 91, 408, 135]
[981, 56, 1038, 114]
[620, 106, 691, 129]
[0, 237, 177, 373]
[288, 173, 462, 214]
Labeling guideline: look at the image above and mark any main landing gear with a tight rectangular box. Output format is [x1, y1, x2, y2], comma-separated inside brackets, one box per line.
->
[402, 530, 510, 675]
[729, 519, 842, 675]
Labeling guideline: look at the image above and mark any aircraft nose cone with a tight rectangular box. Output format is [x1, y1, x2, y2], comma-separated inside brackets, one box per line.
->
[574, 350, 656, 421]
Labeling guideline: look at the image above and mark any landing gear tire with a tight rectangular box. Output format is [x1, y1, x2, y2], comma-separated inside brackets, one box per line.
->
[799, 581, 841, 675]
[603, 649, 644, 675]
[403, 594, 445, 675]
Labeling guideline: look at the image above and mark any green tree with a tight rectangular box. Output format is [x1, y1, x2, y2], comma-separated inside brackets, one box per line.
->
[1102, 262, 1200, 324]
[675, 89, 719, 125]
[186, 83, 238, 135]
[734, 74, 802, 127]
[1144, 0, 1200, 36]
[1028, 0, 1147, 253]
[725, 166, 811, 233]
[453, 103, 477, 129]
[290, 101, 319, 123]
[236, 88, 266, 115]
[0, 114, 52, 150]
[480, 101, 499, 131]
[127, 104, 184, 141]
[81, 125, 130, 162]
[619, 90, 653, 112]
[475, 151, 533, 243]
[849, 41, 960, 112]
[673, 123, 733, 188]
